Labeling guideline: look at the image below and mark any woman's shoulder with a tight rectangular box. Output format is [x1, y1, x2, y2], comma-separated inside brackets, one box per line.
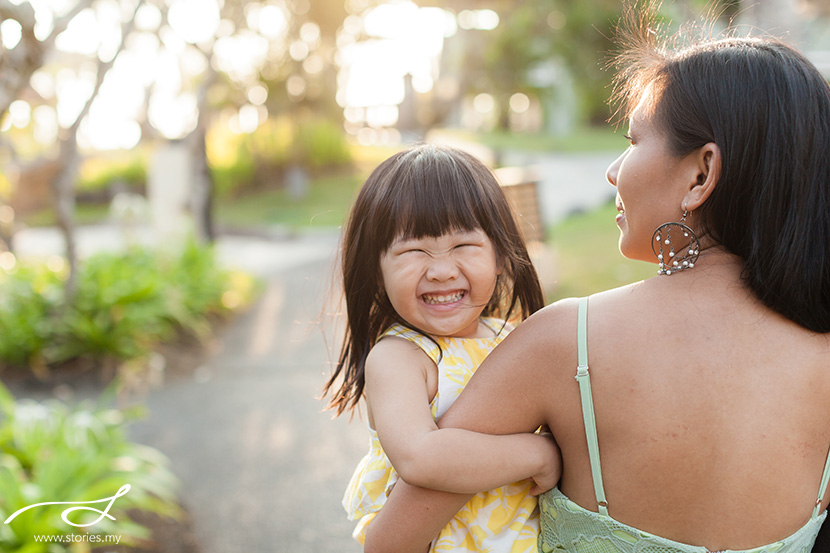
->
[523, 282, 646, 334]
[511, 282, 656, 355]
[500, 297, 583, 357]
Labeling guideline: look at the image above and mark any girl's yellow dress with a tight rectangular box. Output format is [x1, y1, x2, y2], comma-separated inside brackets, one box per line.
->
[342, 318, 539, 553]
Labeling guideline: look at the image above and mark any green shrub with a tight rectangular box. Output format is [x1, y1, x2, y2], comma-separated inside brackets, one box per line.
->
[207, 115, 352, 198]
[0, 382, 180, 552]
[0, 265, 62, 368]
[0, 243, 256, 372]
[47, 249, 175, 364]
[209, 138, 257, 198]
[159, 241, 232, 339]
[77, 155, 147, 194]
[293, 118, 352, 169]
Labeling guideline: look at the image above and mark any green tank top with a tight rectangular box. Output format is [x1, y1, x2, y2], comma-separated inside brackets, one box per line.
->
[538, 297, 830, 553]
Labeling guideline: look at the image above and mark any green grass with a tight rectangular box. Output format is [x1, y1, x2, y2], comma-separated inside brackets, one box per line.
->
[19, 174, 364, 231]
[215, 173, 362, 229]
[19, 203, 113, 227]
[547, 201, 657, 301]
[434, 126, 625, 154]
[216, 144, 406, 229]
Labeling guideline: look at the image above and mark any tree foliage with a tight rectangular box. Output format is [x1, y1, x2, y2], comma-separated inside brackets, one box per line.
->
[437, 0, 734, 127]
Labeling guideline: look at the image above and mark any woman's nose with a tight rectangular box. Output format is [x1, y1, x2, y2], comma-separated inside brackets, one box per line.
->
[606, 151, 625, 187]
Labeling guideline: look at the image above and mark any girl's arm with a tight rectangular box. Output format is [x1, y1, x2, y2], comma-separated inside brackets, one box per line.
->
[363, 301, 577, 553]
[367, 336, 560, 494]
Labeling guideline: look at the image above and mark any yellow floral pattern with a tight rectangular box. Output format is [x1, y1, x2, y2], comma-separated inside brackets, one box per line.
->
[342, 318, 539, 552]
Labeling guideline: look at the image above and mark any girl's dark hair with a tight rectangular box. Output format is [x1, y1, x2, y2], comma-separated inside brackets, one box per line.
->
[611, 2, 830, 333]
[324, 144, 545, 416]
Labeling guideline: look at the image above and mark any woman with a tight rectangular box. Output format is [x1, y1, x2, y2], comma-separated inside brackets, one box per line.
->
[362, 4, 830, 553]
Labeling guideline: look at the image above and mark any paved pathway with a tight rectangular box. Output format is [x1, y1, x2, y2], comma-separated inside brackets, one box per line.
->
[128, 247, 366, 553]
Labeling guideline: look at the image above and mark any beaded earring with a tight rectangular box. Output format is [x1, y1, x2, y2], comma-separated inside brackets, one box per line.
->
[652, 211, 700, 276]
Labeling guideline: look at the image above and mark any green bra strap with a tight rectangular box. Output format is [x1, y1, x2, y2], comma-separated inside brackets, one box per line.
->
[575, 297, 609, 516]
[812, 443, 830, 518]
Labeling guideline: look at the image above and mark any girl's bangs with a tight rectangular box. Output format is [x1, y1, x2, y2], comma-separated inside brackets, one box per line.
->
[380, 159, 485, 246]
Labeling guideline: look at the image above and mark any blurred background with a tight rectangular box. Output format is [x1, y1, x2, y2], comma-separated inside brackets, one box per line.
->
[0, 0, 828, 552]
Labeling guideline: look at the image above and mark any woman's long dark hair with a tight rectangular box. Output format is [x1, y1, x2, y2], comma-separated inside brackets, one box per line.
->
[611, 2, 830, 333]
[324, 144, 545, 416]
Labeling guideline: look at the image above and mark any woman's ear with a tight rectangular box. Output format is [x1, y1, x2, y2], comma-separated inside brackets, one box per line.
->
[683, 142, 721, 211]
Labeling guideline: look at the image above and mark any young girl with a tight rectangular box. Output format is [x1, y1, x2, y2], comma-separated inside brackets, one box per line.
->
[324, 144, 561, 552]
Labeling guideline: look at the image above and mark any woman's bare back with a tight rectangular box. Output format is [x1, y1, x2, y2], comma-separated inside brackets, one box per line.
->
[545, 254, 830, 549]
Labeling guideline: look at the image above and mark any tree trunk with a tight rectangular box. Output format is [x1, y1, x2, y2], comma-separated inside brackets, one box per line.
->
[0, 200, 15, 254]
[50, 0, 144, 298]
[187, 63, 218, 244]
[52, 139, 80, 296]
[0, 0, 94, 261]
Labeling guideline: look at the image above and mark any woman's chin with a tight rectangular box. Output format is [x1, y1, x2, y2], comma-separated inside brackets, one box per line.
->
[618, 241, 655, 265]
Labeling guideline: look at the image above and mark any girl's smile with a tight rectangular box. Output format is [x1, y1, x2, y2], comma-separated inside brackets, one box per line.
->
[421, 290, 466, 307]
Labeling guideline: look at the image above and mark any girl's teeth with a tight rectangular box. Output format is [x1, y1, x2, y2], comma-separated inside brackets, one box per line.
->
[424, 292, 463, 304]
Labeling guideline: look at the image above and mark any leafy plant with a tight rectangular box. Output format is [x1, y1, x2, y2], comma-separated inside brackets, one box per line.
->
[77, 153, 148, 194]
[48, 249, 174, 364]
[0, 382, 181, 552]
[207, 114, 353, 198]
[158, 241, 237, 340]
[293, 117, 352, 169]
[0, 242, 257, 373]
[0, 265, 62, 369]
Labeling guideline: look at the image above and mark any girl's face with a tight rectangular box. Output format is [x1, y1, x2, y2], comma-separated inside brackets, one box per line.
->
[379, 228, 500, 339]
[606, 89, 693, 263]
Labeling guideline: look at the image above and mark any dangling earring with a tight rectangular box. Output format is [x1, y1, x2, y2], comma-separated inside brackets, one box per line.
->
[652, 210, 700, 276]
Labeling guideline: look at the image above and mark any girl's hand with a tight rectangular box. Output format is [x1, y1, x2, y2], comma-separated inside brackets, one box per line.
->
[529, 431, 561, 496]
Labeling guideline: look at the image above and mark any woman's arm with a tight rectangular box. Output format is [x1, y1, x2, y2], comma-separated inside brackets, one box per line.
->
[365, 432, 559, 553]
[368, 336, 560, 494]
[363, 301, 577, 553]
[364, 482, 472, 553]
[438, 301, 577, 433]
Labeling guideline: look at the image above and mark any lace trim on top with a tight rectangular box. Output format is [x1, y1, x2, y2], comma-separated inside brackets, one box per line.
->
[539, 487, 825, 553]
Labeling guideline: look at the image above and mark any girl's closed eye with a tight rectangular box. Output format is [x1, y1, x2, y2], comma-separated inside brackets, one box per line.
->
[390, 240, 427, 255]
